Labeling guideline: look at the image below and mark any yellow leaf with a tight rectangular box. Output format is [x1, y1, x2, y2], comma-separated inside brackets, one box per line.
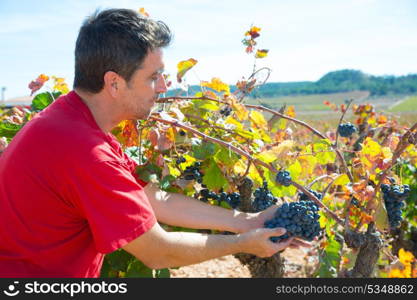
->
[286, 106, 296, 118]
[333, 174, 350, 185]
[362, 137, 382, 159]
[271, 140, 294, 158]
[250, 110, 267, 130]
[225, 116, 243, 130]
[229, 95, 248, 121]
[381, 146, 393, 160]
[177, 58, 198, 83]
[138, 7, 149, 17]
[245, 26, 261, 39]
[298, 155, 318, 176]
[399, 248, 415, 265]
[288, 160, 302, 180]
[255, 151, 277, 163]
[201, 77, 230, 94]
[255, 49, 269, 58]
[168, 164, 181, 177]
[52, 76, 69, 94]
[388, 269, 405, 278]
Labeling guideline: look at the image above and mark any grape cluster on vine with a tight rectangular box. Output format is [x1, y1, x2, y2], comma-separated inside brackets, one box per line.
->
[252, 181, 277, 212]
[176, 156, 186, 165]
[298, 189, 323, 201]
[183, 162, 203, 183]
[219, 106, 232, 117]
[381, 183, 410, 228]
[275, 170, 292, 186]
[199, 189, 241, 209]
[338, 122, 357, 137]
[264, 201, 322, 242]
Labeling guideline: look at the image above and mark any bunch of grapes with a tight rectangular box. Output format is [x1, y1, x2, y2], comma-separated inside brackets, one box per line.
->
[298, 189, 323, 201]
[264, 201, 322, 242]
[381, 183, 410, 228]
[275, 170, 292, 186]
[338, 122, 357, 137]
[252, 182, 277, 212]
[176, 156, 186, 165]
[220, 106, 232, 117]
[225, 192, 241, 209]
[183, 162, 203, 183]
[199, 189, 241, 209]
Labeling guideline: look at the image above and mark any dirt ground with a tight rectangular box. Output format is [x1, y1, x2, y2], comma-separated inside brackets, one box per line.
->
[170, 246, 318, 278]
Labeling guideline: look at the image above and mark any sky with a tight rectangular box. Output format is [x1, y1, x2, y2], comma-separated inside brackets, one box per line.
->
[1, 0, 417, 99]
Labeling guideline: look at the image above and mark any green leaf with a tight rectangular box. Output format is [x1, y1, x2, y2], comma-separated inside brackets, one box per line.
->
[31, 91, 61, 111]
[100, 257, 114, 278]
[316, 151, 336, 165]
[318, 236, 342, 278]
[192, 142, 216, 160]
[235, 128, 258, 139]
[214, 144, 239, 166]
[264, 168, 296, 198]
[126, 260, 153, 278]
[313, 139, 336, 165]
[105, 249, 134, 272]
[154, 268, 170, 278]
[160, 175, 176, 191]
[288, 160, 302, 181]
[193, 99, 219, 111]
[135, 163, 162, 182]
[0, 122, 23, 140]
[202, 159, 228, 190]
[255, 151, 277, 164]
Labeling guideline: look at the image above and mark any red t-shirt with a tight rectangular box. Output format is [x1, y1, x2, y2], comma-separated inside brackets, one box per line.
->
[0, 91, 156, 277]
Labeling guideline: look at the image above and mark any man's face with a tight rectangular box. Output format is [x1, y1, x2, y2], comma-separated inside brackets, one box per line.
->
[121, 48, 167, 120]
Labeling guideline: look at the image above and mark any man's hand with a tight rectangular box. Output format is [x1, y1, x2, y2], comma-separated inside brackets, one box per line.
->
[243, 205, 313, 250]
[237, 227, 293, 257]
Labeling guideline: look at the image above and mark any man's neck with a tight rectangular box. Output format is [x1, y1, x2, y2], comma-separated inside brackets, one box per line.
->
[74, 88, 122, 133]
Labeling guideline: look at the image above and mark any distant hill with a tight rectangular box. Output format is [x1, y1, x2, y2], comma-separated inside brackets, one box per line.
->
[167, 69, 417, 98]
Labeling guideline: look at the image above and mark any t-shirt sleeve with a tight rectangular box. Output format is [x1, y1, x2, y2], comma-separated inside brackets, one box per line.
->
[71, 160, 156, 254]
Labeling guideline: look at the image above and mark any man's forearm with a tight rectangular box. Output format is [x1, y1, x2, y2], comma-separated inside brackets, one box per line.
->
[144, 183, 258, 233]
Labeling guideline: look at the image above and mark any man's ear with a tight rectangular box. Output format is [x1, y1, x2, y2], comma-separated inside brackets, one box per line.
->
[103, 71, 123, 97]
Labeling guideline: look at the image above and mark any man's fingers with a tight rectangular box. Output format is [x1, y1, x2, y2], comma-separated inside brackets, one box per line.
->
[275, 237, 294, 251]
[291, 238, 313, 248]
[267, 227, 286, 237]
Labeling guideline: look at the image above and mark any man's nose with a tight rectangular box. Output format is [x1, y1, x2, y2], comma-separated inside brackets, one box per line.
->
[156, 74, 168, 94]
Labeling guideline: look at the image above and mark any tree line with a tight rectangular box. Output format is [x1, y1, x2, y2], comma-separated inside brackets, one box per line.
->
[169, 69, 417, 98]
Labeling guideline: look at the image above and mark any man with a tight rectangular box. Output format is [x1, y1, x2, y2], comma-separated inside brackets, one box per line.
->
[0, 8, 305, 278]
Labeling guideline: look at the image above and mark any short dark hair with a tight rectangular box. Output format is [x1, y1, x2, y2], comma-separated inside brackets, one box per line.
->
[73, 8, 172, 93]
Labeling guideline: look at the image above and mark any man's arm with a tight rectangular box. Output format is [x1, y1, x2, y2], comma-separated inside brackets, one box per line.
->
[122, 221, 290, 269]
[143, 183, 272, 233]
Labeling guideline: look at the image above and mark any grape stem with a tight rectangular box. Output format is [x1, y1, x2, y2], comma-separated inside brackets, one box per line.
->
[306, 174, 334, 189]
